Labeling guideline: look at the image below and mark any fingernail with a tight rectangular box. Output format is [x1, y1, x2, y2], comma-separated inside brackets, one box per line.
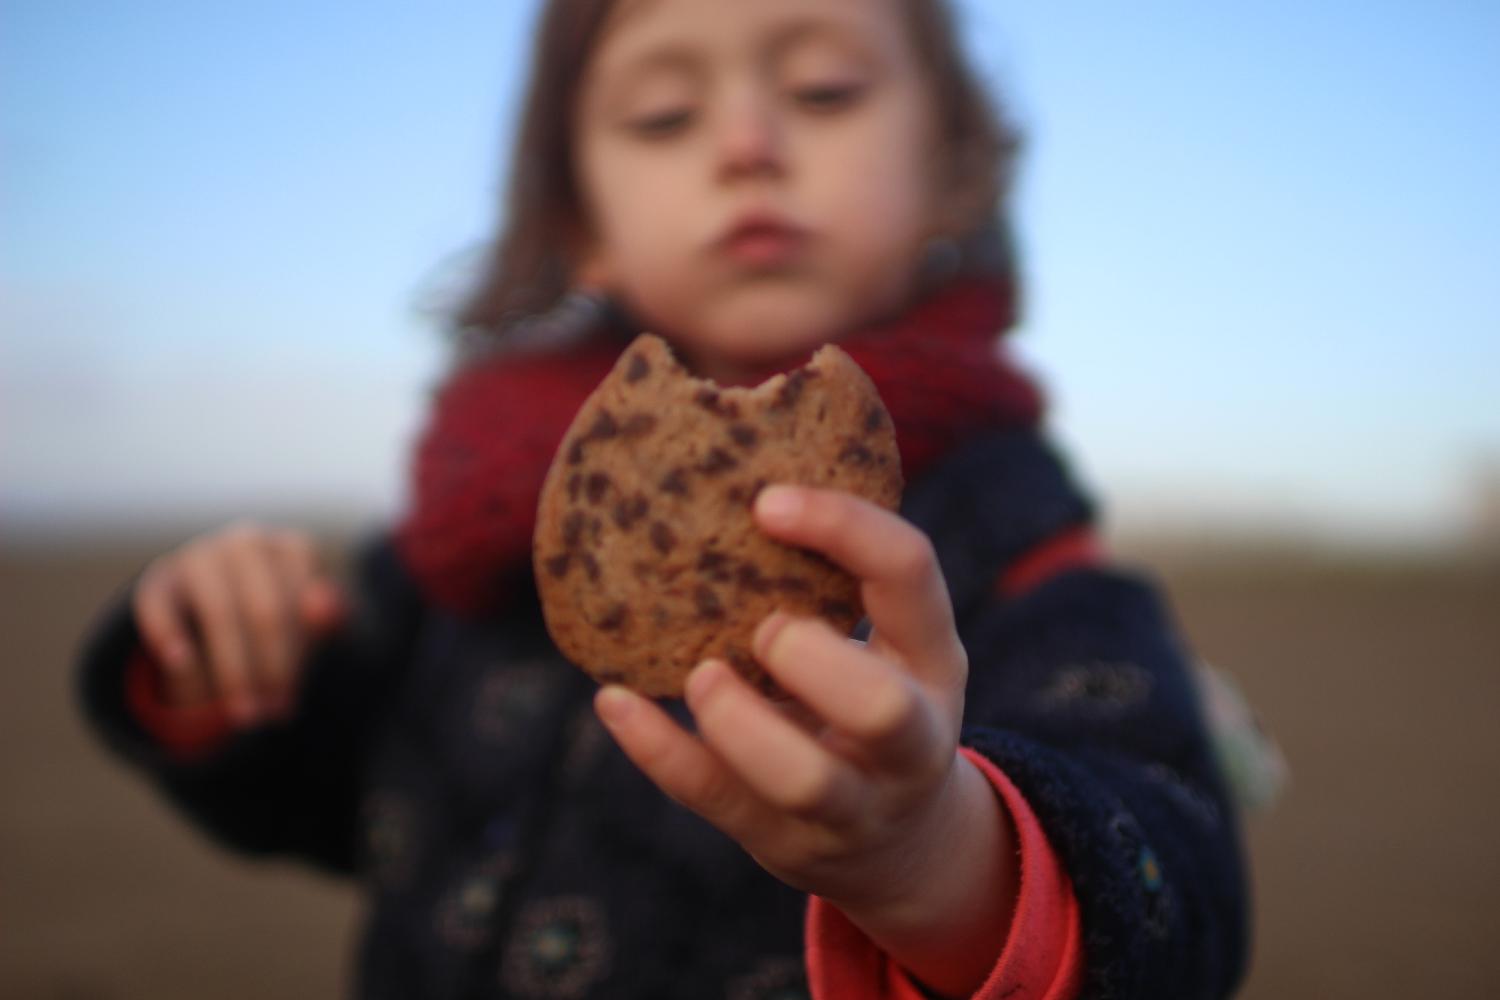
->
[163, 640, 191, 669]
[685, 659, 723, 706]
[752, 611, 791, 661]
[754, 485, 801, 526]
[595, 685, 635, 726]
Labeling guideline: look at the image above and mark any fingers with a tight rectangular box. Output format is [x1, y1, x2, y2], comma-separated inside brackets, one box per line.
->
[226, 531, 302, 717]
[133, 567, 210, 705]
[129, 524, 339, 725]
[752, 613, 946, 777]
[596, 664, 864, 836]
[685, 660, 864, 827]
[177, 542, 259, 722]
[754, 485, 965, 688]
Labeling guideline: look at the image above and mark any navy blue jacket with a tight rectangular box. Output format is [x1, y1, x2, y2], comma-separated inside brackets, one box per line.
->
[78, 429, 1249, 998]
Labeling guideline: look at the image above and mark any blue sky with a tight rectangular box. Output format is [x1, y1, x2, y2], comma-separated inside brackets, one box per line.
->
[4, 1, 1497, 544]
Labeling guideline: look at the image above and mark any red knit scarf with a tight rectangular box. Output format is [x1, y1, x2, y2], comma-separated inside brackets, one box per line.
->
[396, 277, 1043, 617]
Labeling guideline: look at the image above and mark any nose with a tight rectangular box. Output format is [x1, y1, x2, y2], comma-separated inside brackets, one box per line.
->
[714, 85, 785, 182]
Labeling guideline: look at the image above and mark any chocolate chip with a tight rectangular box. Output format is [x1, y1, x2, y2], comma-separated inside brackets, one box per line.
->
[697, 550, 732, 582]
[580, 552, 601, 582]
[694, 388, 741, 418]
[586, 409, 619, 441]
[659, 467, 690, 496]
[838, 442, 874, 467]
[625, 353, 650, 382]
[597, 603, 629, 631]
[735, 563, 772, 593]
[596, 669, 628, 685]
[724, 480, 765, 506]
[772, 369, 815, 410]
[611, 493, 649, 530]
[621, 413, 658, 437]
[562, 511, 586, 548]
[819, 598, 856, 620]
[698, 447, 737, 475]
[725, 647, 757, 674]
[649, 521, 677, 554]
[585, 472, 611, 504]
[728, 423, 759, 449]
[773, 575, 812, 594]
[588, 516, 603, 542]
[567, 439, 585, 465]
[864, 405, 886, 432]
[694, 585, 724, 620]
[543, 553, 572, 578]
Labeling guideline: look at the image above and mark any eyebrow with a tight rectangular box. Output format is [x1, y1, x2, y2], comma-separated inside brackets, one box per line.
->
[763, 16, 879, 64]
[605, 14, 877, 84]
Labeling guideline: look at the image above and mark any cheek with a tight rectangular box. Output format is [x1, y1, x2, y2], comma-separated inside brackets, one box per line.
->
[814, 154, 931, 291]
[584, 153, 695, 283]
[807, 115, 935, 268]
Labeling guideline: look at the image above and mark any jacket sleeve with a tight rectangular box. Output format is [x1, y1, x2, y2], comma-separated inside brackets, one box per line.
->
[908, 430, 1251, 998]
[957, 567, 1250, 998]
[74, 534, 426, 876]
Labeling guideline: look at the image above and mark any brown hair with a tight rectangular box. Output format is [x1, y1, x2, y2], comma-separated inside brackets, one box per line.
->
[448, 0, 1022, 342]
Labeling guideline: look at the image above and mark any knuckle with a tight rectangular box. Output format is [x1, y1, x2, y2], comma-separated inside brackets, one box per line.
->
[242, 593, 284, 637]
[222, 520, 269, 552]
[854, 679, 920, 742]
[887, 530, 936, 580]
[273, 528, 315, 562]
[777, 764, 837, 817]
[210, 657, 249, 693]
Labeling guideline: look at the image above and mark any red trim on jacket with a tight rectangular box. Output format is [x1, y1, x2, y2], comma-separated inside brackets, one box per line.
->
[996, 526, 1103, 599]
[804, 747, 1083, 999]
[124, 651, 234, 760]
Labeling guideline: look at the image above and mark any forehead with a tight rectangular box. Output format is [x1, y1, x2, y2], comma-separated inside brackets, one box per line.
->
[592, 0, 911, 70]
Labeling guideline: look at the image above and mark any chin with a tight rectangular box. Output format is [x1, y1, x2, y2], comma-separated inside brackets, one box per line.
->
[701, 294, 853, 362]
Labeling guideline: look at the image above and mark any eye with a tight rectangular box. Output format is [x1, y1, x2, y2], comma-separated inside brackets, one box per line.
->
[626, 107, 695, 140]
[792, 82, 865, 113]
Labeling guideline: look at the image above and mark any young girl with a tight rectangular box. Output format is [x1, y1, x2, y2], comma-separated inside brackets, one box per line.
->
[77, 0, 1249, 997]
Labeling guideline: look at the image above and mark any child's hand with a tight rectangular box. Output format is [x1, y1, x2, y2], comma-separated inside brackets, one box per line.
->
[131, 523, 345, 726]
[595, 485, 1016, 995]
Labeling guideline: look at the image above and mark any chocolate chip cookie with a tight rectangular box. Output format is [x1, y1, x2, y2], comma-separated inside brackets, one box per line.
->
[533, 333, 902, 697]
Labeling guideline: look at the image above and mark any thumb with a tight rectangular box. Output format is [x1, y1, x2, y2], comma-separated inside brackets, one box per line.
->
[299, 578, 347, 635]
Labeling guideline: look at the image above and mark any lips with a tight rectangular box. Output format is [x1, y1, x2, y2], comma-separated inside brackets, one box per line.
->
[715, 212, 808, 267]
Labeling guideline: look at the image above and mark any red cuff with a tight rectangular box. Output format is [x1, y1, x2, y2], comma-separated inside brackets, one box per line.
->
[123, 650, 234, 761]
[805, 748, 1083, 1000]
[996, 526, 1103, 599]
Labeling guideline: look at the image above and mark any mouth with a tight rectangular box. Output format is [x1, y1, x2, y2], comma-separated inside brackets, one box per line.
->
[714, 213, 808, 268]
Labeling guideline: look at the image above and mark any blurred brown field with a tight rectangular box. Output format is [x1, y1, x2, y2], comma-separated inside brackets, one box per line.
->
[2, 535, 1497, 998]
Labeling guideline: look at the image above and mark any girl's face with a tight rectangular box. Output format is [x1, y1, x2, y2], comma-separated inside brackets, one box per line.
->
[574, 0, 944, 383]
